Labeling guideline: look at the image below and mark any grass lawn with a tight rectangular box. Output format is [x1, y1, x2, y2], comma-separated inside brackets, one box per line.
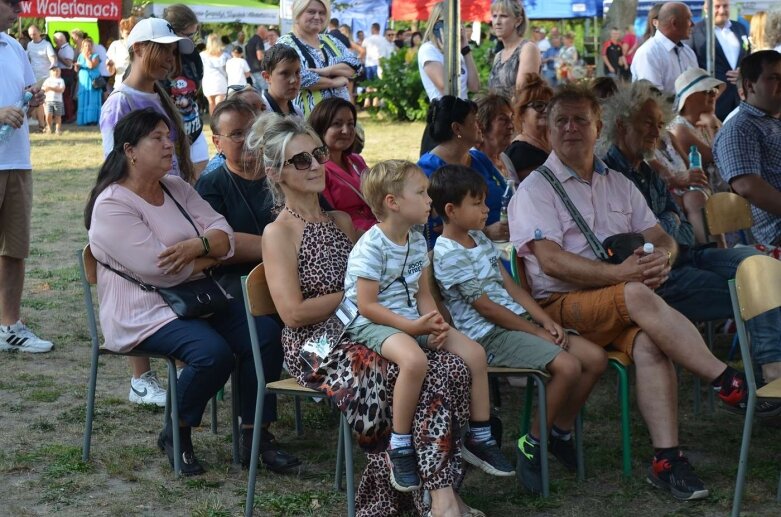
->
[0, 118, 779, 516]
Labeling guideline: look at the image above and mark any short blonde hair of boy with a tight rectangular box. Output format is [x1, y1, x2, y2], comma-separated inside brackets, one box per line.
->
[361, 160, 422, 220]
[292, 0, 331, 26]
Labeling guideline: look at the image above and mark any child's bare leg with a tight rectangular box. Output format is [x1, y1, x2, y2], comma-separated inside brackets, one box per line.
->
[44, 110, 53, 133]
[381, 334, 428, 435]
[441, 330, 489, 421]
[529, 350, 580, 440]
[550, 335, 607, 431]
[54, 115, 62, 134]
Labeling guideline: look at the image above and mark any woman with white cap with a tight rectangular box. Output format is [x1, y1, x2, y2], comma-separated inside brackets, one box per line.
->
[98, 17, 198, 410]
[669, 67, 730, 194]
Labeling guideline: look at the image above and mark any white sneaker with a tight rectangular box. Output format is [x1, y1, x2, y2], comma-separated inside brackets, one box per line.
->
[0, 321, 54, 353]
[129, 370, 167, 407]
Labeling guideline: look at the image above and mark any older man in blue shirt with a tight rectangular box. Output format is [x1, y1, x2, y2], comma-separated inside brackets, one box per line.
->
[603, 80, 781, 416]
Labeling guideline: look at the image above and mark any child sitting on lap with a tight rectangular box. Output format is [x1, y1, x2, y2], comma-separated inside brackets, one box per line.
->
[344, 160, 515, 492]
[429, 164, 608, 494]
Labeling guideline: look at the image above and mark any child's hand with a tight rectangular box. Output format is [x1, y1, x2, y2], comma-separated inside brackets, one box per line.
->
[542, 319, 568, 349]
[428, 328, 449, 350]
[411, 311, 445, 336]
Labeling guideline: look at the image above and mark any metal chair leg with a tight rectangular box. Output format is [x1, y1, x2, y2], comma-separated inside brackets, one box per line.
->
[342, 414, 356, 517]
[610, 360, 632, 478]
[211, 397, 218, 434]
[533, 375, 549, 498]
[82, 330, 99, 462]
[231, 364, 241, 465]
[520, 381, 534, 436]
[776, 470, 781, 502]
[244, 375, 265, 517]
[335, 416, 345, 491]
[575, 410, 585, 482]
[294, 396, 303, 436]
[731, 392, 756, 517]
[167, 359, 182, 476]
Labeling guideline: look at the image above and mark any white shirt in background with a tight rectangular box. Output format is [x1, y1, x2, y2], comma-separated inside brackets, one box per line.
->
[94, 43, 110, 77]
[0, 33, 36, 170]
[106, 39, 130, 86]
[362, 34, 393, 67]
[42, 76, 65, 102]
[714, 21, 741, 70]
[26, 39, 56, 81]
[417, 41, 468, 101]
[226, 57, 250, 86]
[631, 30, 698, 95]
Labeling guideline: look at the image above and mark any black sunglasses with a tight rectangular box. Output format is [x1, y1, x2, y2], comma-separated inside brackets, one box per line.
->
[282, 145, 330, 170]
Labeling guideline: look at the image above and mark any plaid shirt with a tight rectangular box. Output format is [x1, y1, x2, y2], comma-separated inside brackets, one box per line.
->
[713, 101, 781, 245]
[604, 146, 695, 248]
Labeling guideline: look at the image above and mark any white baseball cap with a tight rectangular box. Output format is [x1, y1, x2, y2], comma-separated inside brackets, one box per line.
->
[127, 18, 195, 54]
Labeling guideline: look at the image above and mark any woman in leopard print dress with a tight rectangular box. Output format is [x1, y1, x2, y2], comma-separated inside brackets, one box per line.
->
[256, 113, 479, 516]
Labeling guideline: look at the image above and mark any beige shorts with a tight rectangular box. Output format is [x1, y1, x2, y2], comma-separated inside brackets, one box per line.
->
[0, 170, 32, 259]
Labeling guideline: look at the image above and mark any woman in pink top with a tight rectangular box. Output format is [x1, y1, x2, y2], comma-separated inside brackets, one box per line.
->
[85, 109, 261, 476]
[309, 97, 377, 234]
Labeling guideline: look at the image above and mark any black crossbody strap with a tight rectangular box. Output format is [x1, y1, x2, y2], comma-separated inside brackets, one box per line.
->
[159, 182, 201, 237]
[96, 258, 158, 292]
[535, 165, 610, 261]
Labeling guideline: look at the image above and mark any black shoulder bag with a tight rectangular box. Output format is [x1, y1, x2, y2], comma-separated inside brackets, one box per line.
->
[97, 183, 230, 319]
[535, 165, 644, 264]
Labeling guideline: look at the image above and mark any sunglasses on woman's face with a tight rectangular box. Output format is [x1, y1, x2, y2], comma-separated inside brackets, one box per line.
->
[524, 100, 548, 114]
[282, 145, 330, 170]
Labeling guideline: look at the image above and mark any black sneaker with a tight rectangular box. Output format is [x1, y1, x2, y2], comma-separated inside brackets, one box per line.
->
[385, 446, 421, 492]
[516, 434, 542, 494]
[549, 435, 577, 472]
[463, 437, 515, 477]
[757, 399, 781, 418]
[239, 428, 301, 473]
[715, 369, 748, 412]
[157, 427, 205, 476]
[647, 452, 708, 500]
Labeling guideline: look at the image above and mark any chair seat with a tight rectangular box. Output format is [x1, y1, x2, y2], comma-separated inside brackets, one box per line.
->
[757, 377, 781, 399]
[266, 377, 324, 397]
[488, 366, 549, 378]
[607, 350, 632, 367]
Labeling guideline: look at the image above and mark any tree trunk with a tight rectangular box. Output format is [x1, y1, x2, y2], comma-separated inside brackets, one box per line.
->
[599, 0, 639, 74]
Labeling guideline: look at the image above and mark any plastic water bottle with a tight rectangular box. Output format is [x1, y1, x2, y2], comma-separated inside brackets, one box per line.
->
[0, 91, 33, 144]
[499, 180, 515, 223]
[688, 145, 703, 192]
[643, 243, 655, 255]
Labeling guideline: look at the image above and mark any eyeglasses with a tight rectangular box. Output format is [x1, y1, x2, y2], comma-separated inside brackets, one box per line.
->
[282, 145, 330, 170]
[214, 130, 249, 143]
[523, 100, 548, 114]
[703, 87, 720, 97]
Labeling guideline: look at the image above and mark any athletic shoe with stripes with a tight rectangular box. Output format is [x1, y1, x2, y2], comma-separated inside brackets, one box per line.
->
[0, 321, 53, 353]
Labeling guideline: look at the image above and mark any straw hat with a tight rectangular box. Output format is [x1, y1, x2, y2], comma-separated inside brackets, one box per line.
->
[674, 68, 725, 113]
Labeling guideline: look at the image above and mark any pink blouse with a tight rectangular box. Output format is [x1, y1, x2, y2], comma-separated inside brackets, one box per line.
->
[322, 153, 377, 232]
[88, 176, 235, 352]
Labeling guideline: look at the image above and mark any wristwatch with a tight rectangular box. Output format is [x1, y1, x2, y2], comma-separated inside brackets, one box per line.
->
[200, 236, 210, 257]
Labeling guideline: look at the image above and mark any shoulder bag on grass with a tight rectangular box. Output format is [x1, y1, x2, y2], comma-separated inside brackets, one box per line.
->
[97, 183, 230, 319]
[535, 165, 643, 264]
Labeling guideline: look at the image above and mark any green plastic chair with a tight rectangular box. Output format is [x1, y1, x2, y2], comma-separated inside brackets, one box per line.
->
[728, 256, 781, 516]
[510, 247, 632, 478]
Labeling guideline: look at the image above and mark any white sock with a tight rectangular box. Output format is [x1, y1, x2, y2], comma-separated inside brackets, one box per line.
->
[390, 432, 413, 449]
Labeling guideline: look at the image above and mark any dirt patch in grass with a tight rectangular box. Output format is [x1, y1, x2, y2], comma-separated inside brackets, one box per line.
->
[1, 123, 779, 516]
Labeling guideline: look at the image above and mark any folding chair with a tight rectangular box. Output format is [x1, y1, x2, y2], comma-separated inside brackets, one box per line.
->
[79, 245, 239, 477]
[511, 248, 633, 478]
[692, 192, 755, 413]
[78, 245, 183, 474]
[728, 255, 781, 517]
[241, 264, 354, 517]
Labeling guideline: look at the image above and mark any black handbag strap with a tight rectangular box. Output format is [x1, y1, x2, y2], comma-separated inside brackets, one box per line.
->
[535, 165, 610, 262]
[96, 257, 158, 292]
[160, 182, 201, 237]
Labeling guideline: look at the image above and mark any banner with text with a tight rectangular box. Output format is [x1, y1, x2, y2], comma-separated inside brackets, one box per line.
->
[147, 0, 279, 25]
[19, 0, 122, 20]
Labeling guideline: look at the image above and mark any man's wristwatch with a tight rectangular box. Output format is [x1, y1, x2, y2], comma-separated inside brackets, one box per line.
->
[200, 236, 210, 257]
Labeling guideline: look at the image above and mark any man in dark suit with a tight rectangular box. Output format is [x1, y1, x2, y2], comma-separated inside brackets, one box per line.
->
[689, 0, 751, 120]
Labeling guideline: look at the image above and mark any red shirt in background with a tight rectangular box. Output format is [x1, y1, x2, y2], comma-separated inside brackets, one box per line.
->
[622, 33, 638, 65]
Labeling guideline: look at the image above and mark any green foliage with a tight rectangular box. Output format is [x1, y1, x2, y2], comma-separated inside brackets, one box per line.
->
[360, 51, 428, 122]
[471, 41, 495, 89]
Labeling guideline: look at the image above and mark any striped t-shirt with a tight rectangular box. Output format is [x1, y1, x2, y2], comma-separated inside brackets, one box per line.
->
[434, 230, 526, 340]
[345, 225, 429, 326]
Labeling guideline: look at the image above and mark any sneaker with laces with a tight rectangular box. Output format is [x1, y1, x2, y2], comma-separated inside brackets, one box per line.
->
[549, 435, 577, 472]
[756, 399, 781, 418]
[385, 446, 421, 492]
[647, 452, 709, 500]
[0, 322, 53, 353]
[715, 369, 748, 412]
[516, 434, 542, 494]
[129, 371, 167, 407]
[463, 437, 515, 477]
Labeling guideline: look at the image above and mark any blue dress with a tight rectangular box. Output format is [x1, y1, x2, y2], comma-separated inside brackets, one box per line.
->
[77, 53, 102, 125]
[417, 148, 507, 248]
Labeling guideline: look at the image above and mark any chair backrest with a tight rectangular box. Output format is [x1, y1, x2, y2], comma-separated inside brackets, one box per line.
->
[735, 255, 781, 321]
[244, 263, 277, 317]
[704, 192, 753, 237]
[83, 244, 98, 285]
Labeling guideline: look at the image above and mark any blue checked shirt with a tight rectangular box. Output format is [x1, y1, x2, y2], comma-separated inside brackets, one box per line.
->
[713, 102, 781, 245]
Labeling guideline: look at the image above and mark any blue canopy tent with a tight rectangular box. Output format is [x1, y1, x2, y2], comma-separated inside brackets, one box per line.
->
[332, 0, 392, 39]
[525, 0, 602, 20]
